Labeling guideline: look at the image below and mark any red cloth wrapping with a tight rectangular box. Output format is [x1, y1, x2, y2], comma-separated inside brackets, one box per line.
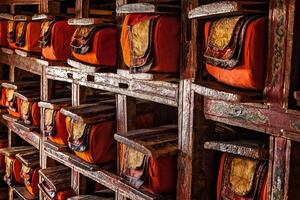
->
[0, 21, 7, 47]
[5, 156, 23, 184]
[121, 14, 180, 73]
[73, 121, 116, 164]
[0, 88, 7, 107]
[56, 190, 71, 200]
[30, 102, 40, 126]
[42, 21, 75, 61]
[71, 27, 117, 66]
[24, 168, 39, 196]
[49, 111, 69, 145]
[205, 17, 268, 90]
[16, 22, 41, 52]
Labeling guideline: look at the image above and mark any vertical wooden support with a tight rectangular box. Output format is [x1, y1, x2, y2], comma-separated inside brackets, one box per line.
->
[271, 137, 291, 200]
[177, 79, 193, 200]
[9, 66, 14, 82]
[40, 0, 49, 13]
[116, 94, 136, 200]
[75, 0, 90, 18]
[8, 186, 13, 200]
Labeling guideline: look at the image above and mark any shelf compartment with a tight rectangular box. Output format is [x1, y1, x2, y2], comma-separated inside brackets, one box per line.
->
[44, 147, 162, 200]
[192, 81, 262, 102]
[116, 3, 180, 14]
[188, 1, 268, 19]
[13, 185, 37, 200]
[114, 124, 178, 158]
[39, 166, 71, 200]
[15, 150, 39, 167]
[67, 59, 116, 74]
[0, 146, 36, 157]
[204, 140, 268, 160]
[38, 98, 72, 110]
[46, 66, 178, 107]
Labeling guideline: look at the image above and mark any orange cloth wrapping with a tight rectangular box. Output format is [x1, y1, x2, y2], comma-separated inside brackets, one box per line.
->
[7, 21, 18, 49]
[15, 22, 41, 52]
[30, 102, 40, 126]
[49, 111, 69, 145]
[0, 88, 7, 107]
[216, 153, 268, 200]
[71, 121, 116, 164]
[41, 20, 75, 61]
[204, 17, 267, 90]
[7, 97, 22, 118]
[0, 21, 7, 46]
[0, 139, 8, 169]
[23, 168, 39, 196]
[56, 190, 71, 200]
[71, 27, 117, 66]
[5, 156, 23, 184]
[121, 14, 180, 73]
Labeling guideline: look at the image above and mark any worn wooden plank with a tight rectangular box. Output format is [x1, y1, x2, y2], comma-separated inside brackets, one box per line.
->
[43, 140, 69, 152]
[13, 186, 37, 200]
[38, 98, 72, 110]
[116, 3, 180, 14]
[188, 1, 267, 19]
[16, 150, 40, 167]
[192, 82, 262, 102]
[204, 141, 269, 160]
[67, 59, 116, 73]
[117, 69, 178, 82]
[67, 18, 114, 26]
[0, 13, 13, 20]
[0, 146, 35, 157]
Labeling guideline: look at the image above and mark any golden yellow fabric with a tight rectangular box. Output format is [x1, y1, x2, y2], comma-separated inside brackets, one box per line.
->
[21, 164, 31, 174]
[16, 22, 26, 39]
[127, 147, 145, 169]
[131, 19, 151, 58]
[5, 157, 12, 177]
[6, 89, 14, 102]
[7, 21, 14, 34]
[209, 16, 243, 50]
[229, 157, 259, 196]
[74, 26, 94, 39]
[44, 109, 54, 126]
[69, 120, 86, 141]
[20, 100, 29, 117]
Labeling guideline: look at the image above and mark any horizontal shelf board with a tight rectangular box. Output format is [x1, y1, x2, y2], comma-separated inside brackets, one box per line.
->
[204, 98, 300, 142]
[0, 13, 13, 20]
[117, 69, 178, 82]
[192, 82, 261, 102]
[188, 1, 267, 19]
[67, 59, 116, 73]
[204, 141, 269, 160]
[13, 185, 37, 200]
[46, 66, 179, 107]
[116, 3, 180, 14]
[67, 18, 114, 26]
[0, 51, 43, 76]
[44, 147, 162, 200]
[6, 120, 40, 149]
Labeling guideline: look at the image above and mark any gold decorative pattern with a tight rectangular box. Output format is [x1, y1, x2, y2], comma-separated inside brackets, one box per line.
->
[71, 120, 87, 141]
[131, 19, 151, 58]
[126, 147, 145, 169]
[6, 89, 14, 102]
[209, 16, 243, 50]
[229, 157, 259, 195]
[20, 100, 30, 116]
[44, 109, 54, 126]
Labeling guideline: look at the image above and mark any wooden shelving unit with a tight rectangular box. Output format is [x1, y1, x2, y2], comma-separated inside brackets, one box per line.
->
[0, 0, 298, 199]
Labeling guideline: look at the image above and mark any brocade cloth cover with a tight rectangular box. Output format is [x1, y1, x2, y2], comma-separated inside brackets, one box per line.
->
[21, 165, 39, 195]
[121, 14, 180, 73]
[14, 22, 41, 52]
[217, 153, 268, 200]
[204, 16, 268, 90]
[71, 25, 117, 66]
[40, 20, 75, 61]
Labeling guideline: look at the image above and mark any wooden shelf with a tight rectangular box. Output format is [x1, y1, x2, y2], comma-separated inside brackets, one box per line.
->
[116, 3, 180, 14]
[5, 119, 40, 149]
[0, 51, 43, 76]
[188, 1, 267, 19]
[204, 140, 269, 160]
[67, 18, 114, 26]
[44, 146, 162, 200]
[192, 82, 262, 102]
[12, 186, 37, 200]
[46, 66, 179, 107]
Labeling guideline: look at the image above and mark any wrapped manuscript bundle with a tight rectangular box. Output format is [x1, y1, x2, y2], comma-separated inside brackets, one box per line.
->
[121, 14, 180, 73]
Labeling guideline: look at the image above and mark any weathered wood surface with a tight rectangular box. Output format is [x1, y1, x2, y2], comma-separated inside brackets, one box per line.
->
[43, 140, 69, 152]
[1, 47, 14, 55]
[1, 81, 39, 90]
[188, 1, 267, 19]
[0, 13, 13, 20]
[13, 185, 38, 200]
[46, 66, 179, 107]
[204, 98, 300, 141]
[2, 114, 19, 122]
[67, 18, 115, 26]
[13, 15, 31, 21]
[117, 69, 178, 82]
[204, 140, 269, 160]
[0, 51, 44, 76]
[116, 3, 180, 14]
[7, 121, 40, 149]
[38, 98, 72, 110]
[39, 165, 71, 191]
[14, 91, 40, 102]
[0, 146, 35, 157]
[16, 150, 40, 167]
[44, 147, 162, 200]
[67, 59, 116, 73]
[31, 14, 54, 20]
[114, 124, 178, 158]
[68, 195, 114, 200]
[69, 154, 115, 171]
[192, 82, 262, 102]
